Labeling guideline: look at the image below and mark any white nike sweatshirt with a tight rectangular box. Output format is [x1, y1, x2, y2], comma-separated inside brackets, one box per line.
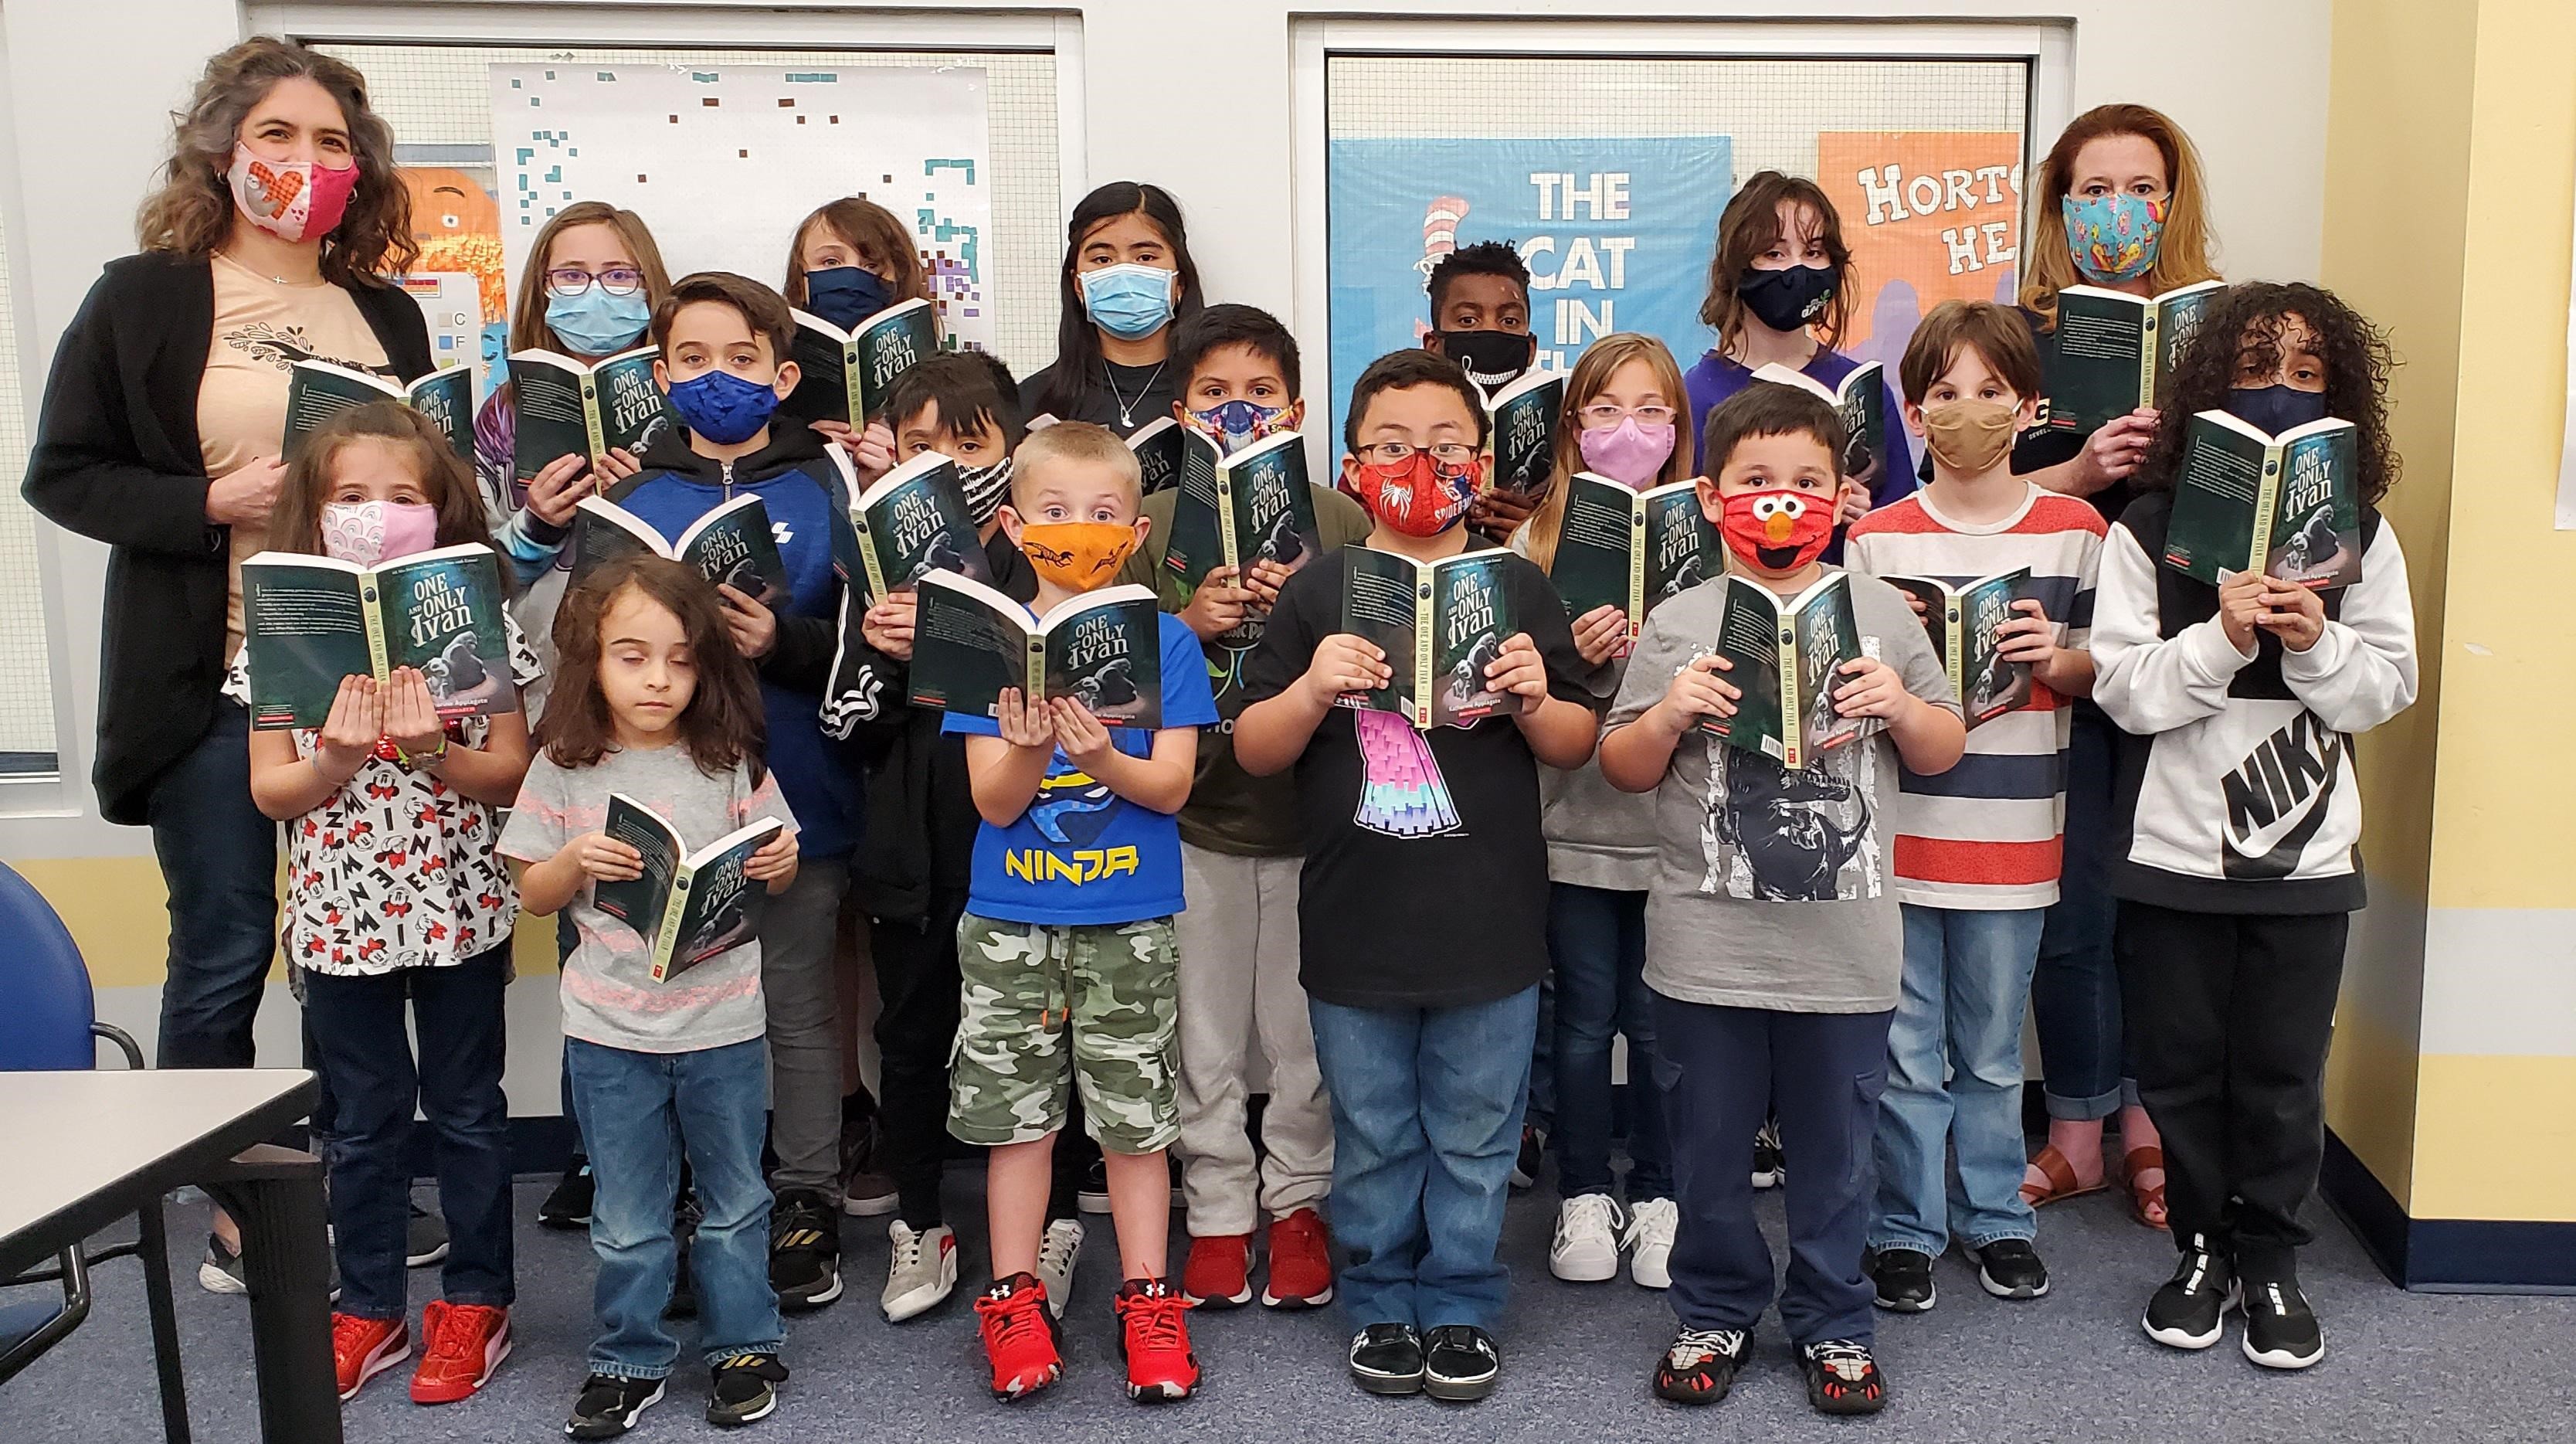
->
[2090, 493, 2418, 914]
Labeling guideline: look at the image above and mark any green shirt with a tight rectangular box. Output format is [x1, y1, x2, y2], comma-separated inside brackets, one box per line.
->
[1122, 481, 1375, 856]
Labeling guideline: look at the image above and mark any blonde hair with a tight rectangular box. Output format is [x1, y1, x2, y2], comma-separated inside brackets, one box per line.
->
[1522, 334, 1695, 573]
[2020, 104, 2221, 327]
[1011, 420, 1142, 511]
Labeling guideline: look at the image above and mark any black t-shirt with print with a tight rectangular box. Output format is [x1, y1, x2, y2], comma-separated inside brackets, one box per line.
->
[1242, 545, 1593, 1010]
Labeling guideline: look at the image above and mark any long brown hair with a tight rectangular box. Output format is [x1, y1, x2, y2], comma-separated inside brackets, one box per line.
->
[1698, 172, 1854, 354]
[2019, 103, 2221, 327]
[510, 201, 674, 353]
[1522, 334, 1695, 573]
[538, 557, 766, 782]
[780, 198, 931, 310]
[269, 400, 497, 566]
[137, 37, 416, 287]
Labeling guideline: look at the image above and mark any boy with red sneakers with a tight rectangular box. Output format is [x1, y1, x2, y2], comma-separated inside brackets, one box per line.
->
[945, 422, 1220, 1400]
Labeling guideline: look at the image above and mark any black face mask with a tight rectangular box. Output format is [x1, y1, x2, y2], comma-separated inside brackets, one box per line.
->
[2223, 384, 2331, 439]
[1431, 328, 1538, 391]
[1736, 263, 1839, 334]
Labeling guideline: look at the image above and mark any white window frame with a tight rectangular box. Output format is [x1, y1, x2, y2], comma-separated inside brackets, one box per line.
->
[1288, 15, 2073, 484]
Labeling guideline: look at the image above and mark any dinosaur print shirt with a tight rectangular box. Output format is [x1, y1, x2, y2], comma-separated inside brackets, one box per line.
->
[1606, 567, 1956, 1014]
[223, 613, 542, 977]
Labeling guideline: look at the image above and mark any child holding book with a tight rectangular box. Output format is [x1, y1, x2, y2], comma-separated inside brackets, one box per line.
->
[1845, 301, 2106, 1311]
[1116, 304, 1370, 1311]
[1511, 333, 1693, 1289]
[1421, 240, 1546, 546]
[606, 271, 864, 1310]
[939, 420, 1217, 1400]
[780, 195, 934, 467]
[2096, 281, 2415, 1370]
[230, 401, 539, 1405]
[503, 556, 801, 1436]
[1234, 350, 1597, 1403]
[1597, 384, 1963, 1416]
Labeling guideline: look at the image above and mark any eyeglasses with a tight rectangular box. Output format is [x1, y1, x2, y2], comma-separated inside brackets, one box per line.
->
[1356, 440, 1479, 467]
[1577, 403, 1678, 429]
[545, 267, 647, 298]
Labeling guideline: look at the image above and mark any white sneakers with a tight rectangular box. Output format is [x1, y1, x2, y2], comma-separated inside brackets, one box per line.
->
[1549, 1193, 1678, 1288]
[1035, 1216, 1084, 1320]
[880, 1221, 958, 1323]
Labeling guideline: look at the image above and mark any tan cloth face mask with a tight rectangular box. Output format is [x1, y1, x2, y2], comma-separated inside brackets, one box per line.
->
[1921, 399, 2018, 474]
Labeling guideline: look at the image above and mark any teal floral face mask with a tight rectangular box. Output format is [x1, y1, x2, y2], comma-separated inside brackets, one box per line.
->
[2062, 192, 2167, 283]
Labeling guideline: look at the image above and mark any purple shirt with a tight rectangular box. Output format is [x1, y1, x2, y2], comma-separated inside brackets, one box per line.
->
[1682, 347, 1918, 509]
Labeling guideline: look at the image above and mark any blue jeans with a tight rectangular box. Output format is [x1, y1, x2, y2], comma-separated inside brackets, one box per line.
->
[2031, 704, 2136, 1120]
[1522, 972, 1555, 1135]
[1872, 906, 2045, 1254]
[300, 947, 515, 1320]
[145, 702, 278, 1069]
[1546, 885, 1669, 1201]
[565, 1037, 781, 1377]
[1309, 986, 1538, 1334]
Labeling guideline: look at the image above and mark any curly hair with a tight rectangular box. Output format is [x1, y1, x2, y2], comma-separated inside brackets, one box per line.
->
[137, 37, 416, 287]
[2137, 281, 2399, 506]
[538, 556, 767, 783]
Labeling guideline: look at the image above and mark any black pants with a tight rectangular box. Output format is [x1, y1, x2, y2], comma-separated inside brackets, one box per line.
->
[872, 891, 972, 1228]
[2116, 901, 2347, 1277]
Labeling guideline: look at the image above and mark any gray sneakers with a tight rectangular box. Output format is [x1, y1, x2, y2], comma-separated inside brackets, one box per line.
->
[881, 1221, 959, 1323]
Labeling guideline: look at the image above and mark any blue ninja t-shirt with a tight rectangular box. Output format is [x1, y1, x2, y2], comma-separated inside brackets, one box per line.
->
[945, 611, 1217, 926]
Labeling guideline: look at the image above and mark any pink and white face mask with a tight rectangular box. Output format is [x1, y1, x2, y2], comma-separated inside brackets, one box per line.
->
[321, 501, 439, 567]
[226, 144, 358, 244]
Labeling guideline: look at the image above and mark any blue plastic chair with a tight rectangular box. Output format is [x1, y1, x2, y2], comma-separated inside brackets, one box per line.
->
[0, 861, 191, 1439]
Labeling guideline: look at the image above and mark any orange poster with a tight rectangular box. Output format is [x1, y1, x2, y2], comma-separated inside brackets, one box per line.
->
[1817, 132, 2024, 372]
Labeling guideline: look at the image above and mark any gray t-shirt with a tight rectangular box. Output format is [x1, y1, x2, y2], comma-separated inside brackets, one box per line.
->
[498, 743, 797, 1053]
[1604, 567, 1957, 1013]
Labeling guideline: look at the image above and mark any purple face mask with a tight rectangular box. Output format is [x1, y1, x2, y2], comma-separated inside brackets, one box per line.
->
[321, 501, 440, 566]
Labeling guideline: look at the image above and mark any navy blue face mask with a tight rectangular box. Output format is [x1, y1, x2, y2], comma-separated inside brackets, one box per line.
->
[2223, 384, 2330, 439]
[666, 369, 784, 447]
[804, 267, 894, 331]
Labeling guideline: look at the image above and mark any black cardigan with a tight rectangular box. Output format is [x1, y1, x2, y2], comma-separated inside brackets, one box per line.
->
[20, 253, 432, 824]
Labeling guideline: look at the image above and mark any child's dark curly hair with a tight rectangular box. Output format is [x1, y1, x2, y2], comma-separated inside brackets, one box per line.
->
[2140, 280, 2399, 505]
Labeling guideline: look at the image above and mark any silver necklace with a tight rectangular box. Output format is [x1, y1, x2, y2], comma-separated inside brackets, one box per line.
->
[1103, 359, 1166, 430]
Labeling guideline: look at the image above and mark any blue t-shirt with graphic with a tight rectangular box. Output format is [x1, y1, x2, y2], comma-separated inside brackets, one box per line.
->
[945, 612, 1218, 926]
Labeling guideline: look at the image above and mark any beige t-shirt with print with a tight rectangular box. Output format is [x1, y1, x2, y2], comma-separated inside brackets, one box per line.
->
[198, 251, 391, 660]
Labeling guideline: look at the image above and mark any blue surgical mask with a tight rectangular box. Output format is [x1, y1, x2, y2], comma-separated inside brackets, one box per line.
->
[1079, 263, 1176, 341]
[544, 287, 652, 358]
[2223, 384, 2330, 439]
[1187, 398, 1290, 457]
[665, 369, 784, 447]
[804, 267, 894, 331]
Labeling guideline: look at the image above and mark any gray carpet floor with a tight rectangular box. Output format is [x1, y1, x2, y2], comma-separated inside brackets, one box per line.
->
[4, 1174, 2571, 1443]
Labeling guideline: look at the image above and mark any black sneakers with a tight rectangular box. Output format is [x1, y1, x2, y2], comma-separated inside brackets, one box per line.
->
[539, 1162, 595, 1230]
[769, 1189, 843, 1311]
[1798, 1339, 1888, 1415]
[1652, 1327, 1747, 1405]
[2239, 1272, 2325, 1370]
[565, 1374, 663, 1439]
[667, 1194, 702, 1319]
[1972, 1238, 2050, 1300]
[2143, 1235, 2237, 1351]
[1751, 1120, 1785, 1190]
[1510, 1125, 1546, 1191]
[1866, 1247, 1937, 1312]
[1421, 1325, 1501, 1402]
[1348, 1323, 1425, 1395]
[705, 1354, 787, 1427]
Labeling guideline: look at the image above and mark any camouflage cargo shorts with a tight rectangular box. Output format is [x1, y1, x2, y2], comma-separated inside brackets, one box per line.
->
[949, 913, 1179, 1154]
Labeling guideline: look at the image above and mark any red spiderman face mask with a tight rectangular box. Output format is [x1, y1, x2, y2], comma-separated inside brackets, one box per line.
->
[1719, 487, 1836, 573]
[1345, 449, 1481, 538]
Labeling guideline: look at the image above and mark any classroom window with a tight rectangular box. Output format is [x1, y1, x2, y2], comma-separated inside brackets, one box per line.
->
[0, 200, 63, 781]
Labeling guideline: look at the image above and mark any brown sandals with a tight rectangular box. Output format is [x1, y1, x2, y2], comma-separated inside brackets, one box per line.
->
[2124, 1145, 2170, 1231]
[2018, 1144, 2112, 1208]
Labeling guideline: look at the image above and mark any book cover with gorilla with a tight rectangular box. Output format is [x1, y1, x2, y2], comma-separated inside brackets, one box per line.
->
[910, 572, 1163, 727]
[847, 449, 995, 601]
[593, 793, 784, 982]
[1548, 473, 1716, 628]
[243, 543, 517, 730]
[2164, 411, 2361, 590]
[1882, 567, 2034, 727]
[1162, 430, 1322, 599]
[571, 493, 791, 607]
[1699, 572, 1867, 770]
[1342, 545, 1516, 729]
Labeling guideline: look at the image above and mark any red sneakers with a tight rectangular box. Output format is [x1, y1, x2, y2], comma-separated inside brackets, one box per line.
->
[1115, 1277, 1199, 1402]
[973, 1274, 1064, 1400]
[409, 1300, 511, 1404]
[1262, 1208, 1336, 1309]
[331, 1312, 410, 1402]
[1180, 1232, 1254, 1308]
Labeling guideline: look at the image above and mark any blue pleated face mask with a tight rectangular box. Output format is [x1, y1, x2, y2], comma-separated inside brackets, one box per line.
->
[664, 369, 785, 446]
[1079, 263, 1177, 340]
[803, 267, 894, 331]
[545, 287, 652, 358]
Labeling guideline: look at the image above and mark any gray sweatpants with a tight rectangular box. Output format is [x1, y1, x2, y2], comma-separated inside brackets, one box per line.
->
[1173, 844, 1333, 1235]
[762, 858, 852, 1205]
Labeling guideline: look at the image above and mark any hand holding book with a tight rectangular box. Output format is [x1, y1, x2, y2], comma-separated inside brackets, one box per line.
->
[2254, 576, 2327, 651]
[1302, 634, 1393, 708]
[1829, 654, 1915, 723]
[1485, 633, 1553, 716]
[1570, 604, 1630, 668]
[313, 674, 386, 785]
[561, 831, 647, 885]
[742, 829, 800, 888]
[860, 592, 919, 661]
[1655, 653, 1742, 729]
[1048, 695, 1118, 767]
[993, 688, 1058, 750]
[1179, 565, 1254, 642]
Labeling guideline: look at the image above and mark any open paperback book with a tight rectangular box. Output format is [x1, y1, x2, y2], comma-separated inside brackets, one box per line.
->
[1126, 416, 1189, 496]
[1482, 369, 1563, 498]
[282, 361, 473, 464]
[2161, 411, 2362, 589]
[1162, 430, 1325, 593]
[2042, 280, 2225, 434]
[592, 794, 785, 984]
[570, 494, 791, 606]
[908, 573, 1163, 727]
[1341, 545, 1518, 729]
[507, 346, 674, 485]
[1750, 360, 1889, 499]
[241, 543, 515, 730]
[1882, 568, 2034, 728]
[786, 297, 938, 426]
[1546, 473, 1716, 631]
[845, 448, 993, 600]
[1699, 571, 1869, 770]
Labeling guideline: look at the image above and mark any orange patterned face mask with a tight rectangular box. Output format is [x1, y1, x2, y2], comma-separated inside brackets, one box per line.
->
[226, 144, 358, 243]
[1014, 521, 1139, 592]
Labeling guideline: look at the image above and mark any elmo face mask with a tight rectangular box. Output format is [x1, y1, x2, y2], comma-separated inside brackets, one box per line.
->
[1719, 488, 1836, 573]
